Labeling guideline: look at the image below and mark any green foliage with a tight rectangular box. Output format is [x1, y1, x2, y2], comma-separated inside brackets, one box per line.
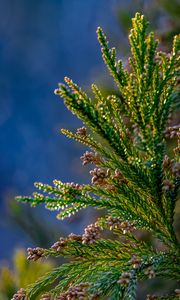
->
[117, 0, 180, 51]
[15, 13, 180, 300]
[0, 249, 53, 300]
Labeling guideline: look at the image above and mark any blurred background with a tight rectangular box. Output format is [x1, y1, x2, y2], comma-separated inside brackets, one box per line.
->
[0, 0, 179, 298]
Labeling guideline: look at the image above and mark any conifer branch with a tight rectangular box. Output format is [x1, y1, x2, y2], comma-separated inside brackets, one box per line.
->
[14, 12, 180, 300]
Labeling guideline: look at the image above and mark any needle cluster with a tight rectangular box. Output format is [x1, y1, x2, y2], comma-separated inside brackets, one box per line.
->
[15, 13, 180, 300]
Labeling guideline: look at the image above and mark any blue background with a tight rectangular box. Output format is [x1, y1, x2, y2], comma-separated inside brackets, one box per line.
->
[0, 0, 129, 261]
